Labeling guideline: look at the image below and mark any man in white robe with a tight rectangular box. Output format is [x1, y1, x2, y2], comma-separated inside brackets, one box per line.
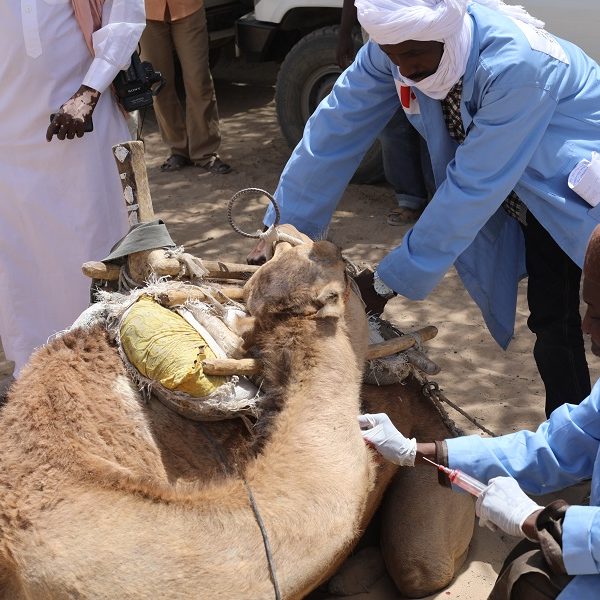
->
[0, 0, 145, 375]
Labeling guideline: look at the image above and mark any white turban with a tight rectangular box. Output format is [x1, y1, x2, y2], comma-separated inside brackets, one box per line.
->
[356, 0, 544, 99]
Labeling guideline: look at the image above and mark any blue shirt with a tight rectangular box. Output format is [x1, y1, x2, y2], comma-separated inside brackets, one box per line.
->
[266, 4, 600, 348]
[447, 378, 600, 598]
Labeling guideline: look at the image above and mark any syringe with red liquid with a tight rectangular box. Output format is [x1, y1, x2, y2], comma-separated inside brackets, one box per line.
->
[422, 456, 487, 497]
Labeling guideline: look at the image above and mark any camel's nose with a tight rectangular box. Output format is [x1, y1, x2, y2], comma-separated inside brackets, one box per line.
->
[246, 239, 268, 266]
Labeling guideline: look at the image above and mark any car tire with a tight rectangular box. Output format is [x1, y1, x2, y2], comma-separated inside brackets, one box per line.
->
[275, 25, 384, 184]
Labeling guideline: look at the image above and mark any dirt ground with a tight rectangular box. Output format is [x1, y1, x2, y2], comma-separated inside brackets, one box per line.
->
[142, 57, 595, 599]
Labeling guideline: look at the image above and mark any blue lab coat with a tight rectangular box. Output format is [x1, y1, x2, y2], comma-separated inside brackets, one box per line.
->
[266, 4, 600, 348]
[447, 378, 600, 598]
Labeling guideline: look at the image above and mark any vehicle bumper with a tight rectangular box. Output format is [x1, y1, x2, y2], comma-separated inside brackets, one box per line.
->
[235, 13, 277, 61]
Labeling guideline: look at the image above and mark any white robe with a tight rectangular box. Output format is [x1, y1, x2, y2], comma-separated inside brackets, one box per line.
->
[0, 0, 145, 374]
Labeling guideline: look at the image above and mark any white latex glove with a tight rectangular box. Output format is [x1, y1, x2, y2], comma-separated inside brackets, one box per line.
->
[357, 413, 417, 466]
[476, 476, 543, 538]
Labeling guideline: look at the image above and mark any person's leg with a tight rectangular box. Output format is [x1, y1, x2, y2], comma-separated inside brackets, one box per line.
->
[140, 19, 190, 163]
[379, 108, 429, 225]
[523, 212, 590, 418]
[171, 8, 224, 167]
[419, 136, 435, 199]
[489, 540, 572, 600]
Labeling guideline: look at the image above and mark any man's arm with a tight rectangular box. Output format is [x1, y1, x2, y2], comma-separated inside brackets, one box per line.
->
[47, 0, 145, 141]
[377, 80, 558, 300]
[446, 379, 600, 495]
[264, 42, 400, 238]
[84, 0, 146, 94]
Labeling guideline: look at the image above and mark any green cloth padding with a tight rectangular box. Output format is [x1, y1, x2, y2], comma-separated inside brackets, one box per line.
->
[101, 220, 175, 263]
[120, 295, 225, 397]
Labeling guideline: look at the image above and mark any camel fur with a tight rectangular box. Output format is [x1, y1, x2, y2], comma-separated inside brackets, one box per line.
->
[0, 234, 473, 599]
[0, 240, 381, 599]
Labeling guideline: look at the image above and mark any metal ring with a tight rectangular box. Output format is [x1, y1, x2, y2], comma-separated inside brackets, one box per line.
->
[227, 188, 281, 239]
[422, 381, 440, 398]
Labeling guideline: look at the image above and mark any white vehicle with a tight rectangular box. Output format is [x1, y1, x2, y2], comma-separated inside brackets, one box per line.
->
[235, 1, 383, 182]
[205, 0, 253, 57]
[232, 1, 599, 182]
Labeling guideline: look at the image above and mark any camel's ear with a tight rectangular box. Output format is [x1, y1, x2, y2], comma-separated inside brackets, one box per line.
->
[314, 287, 344, 320]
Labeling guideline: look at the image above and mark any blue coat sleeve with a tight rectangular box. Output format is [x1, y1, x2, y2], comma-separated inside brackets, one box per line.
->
[447, 379, 600, 575]
[446, 380, 600, 493]
[264, 42, 400, 237]
[378, 75, 558, 299]
[563, 507, 600, 575]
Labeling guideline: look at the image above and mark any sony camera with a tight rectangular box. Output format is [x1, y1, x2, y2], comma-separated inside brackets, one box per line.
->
[113, 51, 165, 112]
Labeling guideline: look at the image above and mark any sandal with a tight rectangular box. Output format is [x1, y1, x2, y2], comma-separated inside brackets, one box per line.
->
[195, 155, 232, 175]
[160, 154, 192, 172]
[386, 207, 423, 226]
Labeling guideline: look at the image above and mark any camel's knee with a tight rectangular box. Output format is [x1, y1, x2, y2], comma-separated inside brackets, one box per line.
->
[379, 468, 475, 597]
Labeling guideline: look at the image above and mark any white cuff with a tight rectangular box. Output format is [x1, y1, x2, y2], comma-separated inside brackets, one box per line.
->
[83, 57, 122, 93]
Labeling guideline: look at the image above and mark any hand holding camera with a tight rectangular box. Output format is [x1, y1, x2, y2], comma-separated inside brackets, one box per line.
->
[113, 51, 164, 112]
[47, 85, 99, 141]
[46, 52, 163, 142]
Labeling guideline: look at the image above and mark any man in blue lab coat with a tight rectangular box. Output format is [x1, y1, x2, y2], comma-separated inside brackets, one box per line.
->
[251, 0, 600, 418]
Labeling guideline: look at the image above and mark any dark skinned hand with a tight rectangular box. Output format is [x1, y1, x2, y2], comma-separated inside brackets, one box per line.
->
[47, 85, 100, 141]
[353, 269, 389, 316]
[521, 509, 544, 541]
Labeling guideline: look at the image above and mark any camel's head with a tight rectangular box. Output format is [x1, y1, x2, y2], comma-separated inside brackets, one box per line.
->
[244, 240, 350, 323]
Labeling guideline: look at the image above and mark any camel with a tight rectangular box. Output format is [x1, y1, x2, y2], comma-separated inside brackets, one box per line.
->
[0, 235, 473, 599]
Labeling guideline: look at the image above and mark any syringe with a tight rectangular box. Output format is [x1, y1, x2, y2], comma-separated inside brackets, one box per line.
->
[422, 456, 487, 497]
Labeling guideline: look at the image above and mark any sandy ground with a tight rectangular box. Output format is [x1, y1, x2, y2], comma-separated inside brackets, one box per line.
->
[140, 56, 595, 599]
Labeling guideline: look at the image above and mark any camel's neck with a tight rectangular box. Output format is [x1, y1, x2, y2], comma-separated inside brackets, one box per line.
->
[245, 314, 373, 587]
[256, 315, 363, 436]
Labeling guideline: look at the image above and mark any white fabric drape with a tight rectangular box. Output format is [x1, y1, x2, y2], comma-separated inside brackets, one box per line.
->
[0, 0, 144, 374]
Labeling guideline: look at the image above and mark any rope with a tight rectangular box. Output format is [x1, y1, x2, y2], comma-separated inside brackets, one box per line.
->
[414, 371, 498, 438]
[118, 265, 139, 293]
[406, 331, 423, 353]
[241, 479, 282, 600]
[196, 423, 282, 600]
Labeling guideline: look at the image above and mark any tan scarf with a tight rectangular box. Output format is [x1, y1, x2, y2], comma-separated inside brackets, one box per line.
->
[71, 0, 105, 55]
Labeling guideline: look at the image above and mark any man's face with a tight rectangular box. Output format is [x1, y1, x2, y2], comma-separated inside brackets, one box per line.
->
[582, 277, 600, 356]
[379, 40, 444, 81]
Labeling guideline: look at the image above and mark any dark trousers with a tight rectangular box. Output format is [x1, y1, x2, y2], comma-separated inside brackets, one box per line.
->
[522, 212, 590, 418]
[489, 540, 572, 600]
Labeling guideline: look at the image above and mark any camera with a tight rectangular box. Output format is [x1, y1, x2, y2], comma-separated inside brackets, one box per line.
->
[113, 52, 165, 112]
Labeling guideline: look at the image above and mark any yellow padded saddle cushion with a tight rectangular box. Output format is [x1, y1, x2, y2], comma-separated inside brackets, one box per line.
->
[120, 295, 226, 397]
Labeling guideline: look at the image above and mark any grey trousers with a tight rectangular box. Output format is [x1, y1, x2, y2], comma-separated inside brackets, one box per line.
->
[140, 8, 222, 163]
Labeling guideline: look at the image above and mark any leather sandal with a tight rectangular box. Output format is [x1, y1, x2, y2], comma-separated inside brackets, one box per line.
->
[195, 156, 232, 175]
[386, 207, 423, 226]
[160, 154, 192, 172]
